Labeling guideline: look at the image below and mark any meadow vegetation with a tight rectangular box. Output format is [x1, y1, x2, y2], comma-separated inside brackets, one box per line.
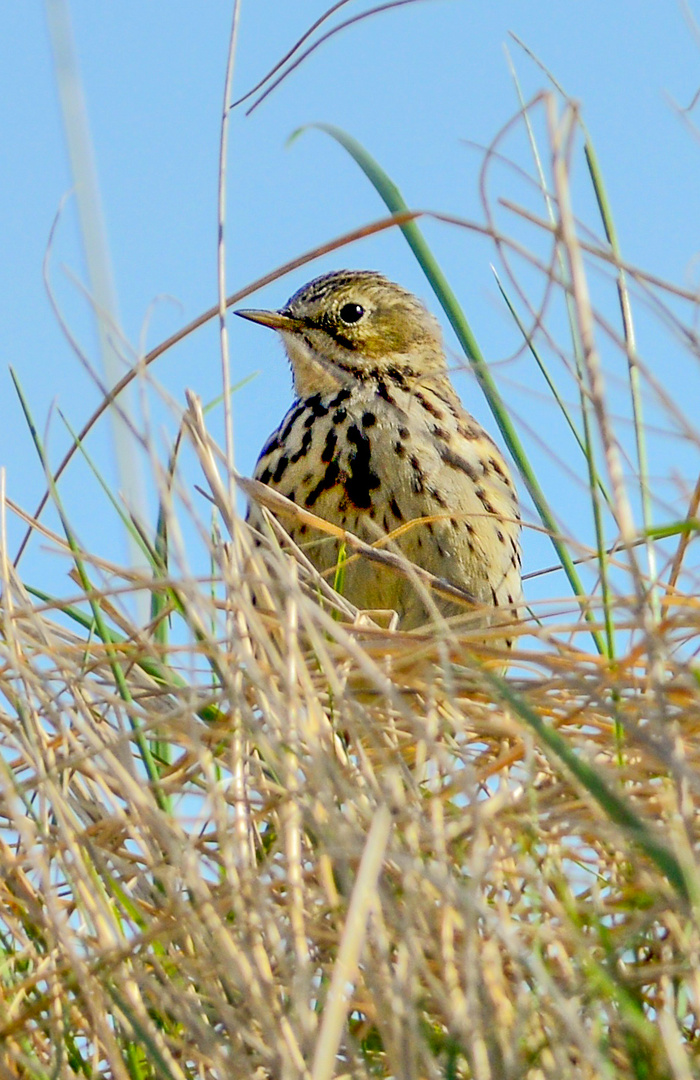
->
[2, 9, 700, 1078]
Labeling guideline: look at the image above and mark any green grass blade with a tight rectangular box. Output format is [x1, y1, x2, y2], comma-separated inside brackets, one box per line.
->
[486, 671, 692, 904]
[293, 123, 604, 653]
[583, 139, 659, 620]
[504, 54, 615, 659]
[59, 408, 156, 564]
[24, 583, 224, 727]
[10, 368, 167, 806]
[493, 269, 613, 508]
[509, 41, 658, 626]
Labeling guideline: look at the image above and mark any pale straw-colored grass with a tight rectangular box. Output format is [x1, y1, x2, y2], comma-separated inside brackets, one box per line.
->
[2, 368, 700, 1077]
[4, 19, 700, 1076]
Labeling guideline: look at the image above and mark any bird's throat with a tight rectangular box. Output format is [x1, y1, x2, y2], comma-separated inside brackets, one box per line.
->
[282, 332, 346, 397]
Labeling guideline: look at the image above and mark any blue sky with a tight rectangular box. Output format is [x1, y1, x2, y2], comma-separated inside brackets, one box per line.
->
[4, 2, 700, 627]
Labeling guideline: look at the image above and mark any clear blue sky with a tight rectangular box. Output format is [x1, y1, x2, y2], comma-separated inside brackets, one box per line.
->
[3, 2, 700, 617]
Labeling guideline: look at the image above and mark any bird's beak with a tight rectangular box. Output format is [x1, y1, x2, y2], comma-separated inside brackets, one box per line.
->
[234, 308, 301, 332]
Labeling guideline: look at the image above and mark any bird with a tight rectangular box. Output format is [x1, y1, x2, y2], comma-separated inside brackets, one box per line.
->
[235, 270, 522, 647]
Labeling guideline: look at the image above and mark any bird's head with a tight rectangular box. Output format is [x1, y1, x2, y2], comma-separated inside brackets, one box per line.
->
[235, 270, 445, 397]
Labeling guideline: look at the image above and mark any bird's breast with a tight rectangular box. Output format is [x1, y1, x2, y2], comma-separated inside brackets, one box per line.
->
[251, 379, 522, 627]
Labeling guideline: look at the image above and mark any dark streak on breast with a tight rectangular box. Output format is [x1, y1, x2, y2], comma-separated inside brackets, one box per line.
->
[289, 427, 313, 464]
[415, 391, 444, 419]
[344, 423, 381, 509]
[272, 455, 289, 483]
[280, 404, 306, 444]
[305, 460, 340, 508]
[439, 444, 480, 483]
[375, 379, 396, 406]
[321, 428, 338, 463]
[409, 454, 426, 494]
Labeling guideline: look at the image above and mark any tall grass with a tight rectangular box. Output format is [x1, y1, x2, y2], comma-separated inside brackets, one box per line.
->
[2, 15, 700, 1080]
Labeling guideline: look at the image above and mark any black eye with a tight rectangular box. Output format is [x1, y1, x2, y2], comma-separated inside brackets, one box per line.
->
[339, 302, 364, 324]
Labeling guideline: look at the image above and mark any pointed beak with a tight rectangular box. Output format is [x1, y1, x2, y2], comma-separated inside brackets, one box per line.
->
[234, 308, 301, 332]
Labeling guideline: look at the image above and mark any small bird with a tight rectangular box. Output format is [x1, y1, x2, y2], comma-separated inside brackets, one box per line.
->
[236, 270, 522, 645]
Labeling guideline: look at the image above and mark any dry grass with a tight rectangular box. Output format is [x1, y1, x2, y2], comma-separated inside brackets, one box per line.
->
[4, 29, 700, 1078]
[2, 380, 700, 1078]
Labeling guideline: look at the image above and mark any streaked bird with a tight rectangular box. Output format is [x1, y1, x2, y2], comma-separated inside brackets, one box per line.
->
[236, 270, 522, 646]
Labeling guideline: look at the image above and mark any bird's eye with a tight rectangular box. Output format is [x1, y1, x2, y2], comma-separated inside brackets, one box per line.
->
[339, 302, 365, 324]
